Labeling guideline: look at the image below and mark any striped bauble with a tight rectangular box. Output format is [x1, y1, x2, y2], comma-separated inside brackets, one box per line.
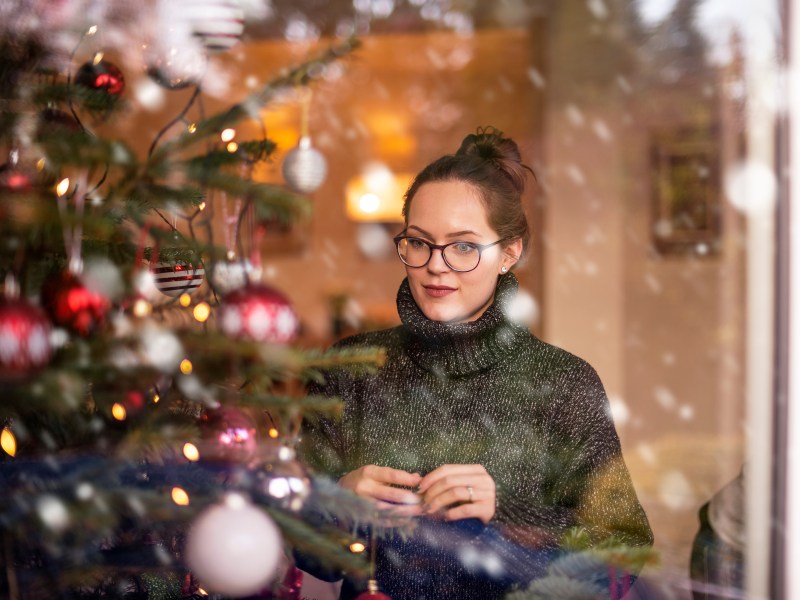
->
[151, 262, 205, 297]
[186, 0, 246, 54]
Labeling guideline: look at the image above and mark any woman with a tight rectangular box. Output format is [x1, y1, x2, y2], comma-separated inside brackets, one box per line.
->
[300, 128, 653, 599]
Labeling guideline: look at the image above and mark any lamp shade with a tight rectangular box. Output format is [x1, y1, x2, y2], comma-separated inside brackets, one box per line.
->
[345, 164, 412, 223]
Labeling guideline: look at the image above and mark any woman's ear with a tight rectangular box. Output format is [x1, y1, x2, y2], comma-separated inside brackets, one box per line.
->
[501, 238, 523, 271]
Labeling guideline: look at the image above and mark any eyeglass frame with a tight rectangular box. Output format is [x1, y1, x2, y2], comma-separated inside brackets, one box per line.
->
[393, 233, 510, 273]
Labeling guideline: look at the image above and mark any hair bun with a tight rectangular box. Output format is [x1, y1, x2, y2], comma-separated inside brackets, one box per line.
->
[455, 126, 530, 194]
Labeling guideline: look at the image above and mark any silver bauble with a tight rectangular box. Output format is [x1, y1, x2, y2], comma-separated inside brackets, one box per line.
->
[282, 136, 327, 194]
[211, 259, 252, 295]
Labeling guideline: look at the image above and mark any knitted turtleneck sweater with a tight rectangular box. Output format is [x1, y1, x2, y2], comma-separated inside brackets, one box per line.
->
[301, 273, 653, 599]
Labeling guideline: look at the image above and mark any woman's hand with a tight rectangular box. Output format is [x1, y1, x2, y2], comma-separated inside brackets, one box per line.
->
[339, 465, 423, 515]
[417, 464, 496, 524]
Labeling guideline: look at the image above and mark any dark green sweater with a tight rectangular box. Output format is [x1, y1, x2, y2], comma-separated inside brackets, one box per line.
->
[301, 273, 652, 598]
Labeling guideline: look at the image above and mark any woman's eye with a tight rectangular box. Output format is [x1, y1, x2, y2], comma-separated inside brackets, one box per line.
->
[408, 238, 427, 249]
[453, 242, 477, 254]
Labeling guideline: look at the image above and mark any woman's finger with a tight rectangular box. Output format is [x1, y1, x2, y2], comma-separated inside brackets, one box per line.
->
[417, 464, 487, 494]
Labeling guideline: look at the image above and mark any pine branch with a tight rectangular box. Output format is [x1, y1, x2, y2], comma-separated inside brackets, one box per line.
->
[147, 36, 360, 164]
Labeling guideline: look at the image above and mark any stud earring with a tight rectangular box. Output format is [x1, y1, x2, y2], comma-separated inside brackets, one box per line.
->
[501, 266, 508, 273]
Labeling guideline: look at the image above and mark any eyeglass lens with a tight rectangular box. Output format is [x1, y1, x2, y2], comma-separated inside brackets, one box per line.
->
[396, 238, 481, 272]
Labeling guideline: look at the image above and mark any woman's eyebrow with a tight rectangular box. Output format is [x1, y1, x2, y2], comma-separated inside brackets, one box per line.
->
[406, 225, 480, 238]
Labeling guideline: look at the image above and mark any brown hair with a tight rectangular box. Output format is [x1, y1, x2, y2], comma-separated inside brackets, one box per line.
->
[402, 126, 533, 256]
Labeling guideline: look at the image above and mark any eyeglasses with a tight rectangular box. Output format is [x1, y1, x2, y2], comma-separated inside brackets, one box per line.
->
[393, 234, 508, 273]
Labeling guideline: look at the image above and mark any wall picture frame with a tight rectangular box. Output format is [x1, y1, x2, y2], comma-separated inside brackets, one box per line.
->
[650, 128, 721, 256]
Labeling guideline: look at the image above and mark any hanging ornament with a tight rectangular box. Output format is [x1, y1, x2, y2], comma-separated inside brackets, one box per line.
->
[218, 283, 299, 344]
[146, 0, 207, 90]
[282, 136, 327, 194]
[38, 107, 82, 134]
[354, 535, 390, 600]
[0, 301, 52, 380]
[43, 170, 109, 336]
[198, 405, 258, 464]
[41, 270, 110, 337]
[253, 444, 311, 512]
[354, 580, 392, 600]
[276, 566, 304, 600]
[282, 88, 327, 194]
[75, 57, 126, 96]
[185, 493, 283, 597]
[185, 0, 246, 54]
[151, 262, 205, 297]
[210, 258, 251, 295]
[0, 277, 52, 381]
[0, 149, 34, 193]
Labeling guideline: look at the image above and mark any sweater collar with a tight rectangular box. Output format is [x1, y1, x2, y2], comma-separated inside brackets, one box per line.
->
[396, 272, 525, 376]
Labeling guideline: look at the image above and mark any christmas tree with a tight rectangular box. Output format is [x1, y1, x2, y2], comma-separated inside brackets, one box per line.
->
[0, 2, 385, 598]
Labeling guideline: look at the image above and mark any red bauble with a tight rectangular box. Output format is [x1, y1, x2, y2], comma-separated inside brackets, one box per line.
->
[151, 262, 205, 297]
[75, 59, 125, 96]
[218, 284, 298, 344]
[0, 298, 52, 380]
[0, 163, 33, 193]
[198, 406, 258, 464]
[354, 581, 391, 600]
[41, 270, 110, 336]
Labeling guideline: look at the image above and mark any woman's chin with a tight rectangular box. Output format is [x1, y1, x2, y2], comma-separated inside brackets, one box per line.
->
[419, 302, 466, 324]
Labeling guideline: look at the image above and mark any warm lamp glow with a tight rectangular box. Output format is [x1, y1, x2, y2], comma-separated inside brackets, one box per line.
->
[345, 165, 411, 223]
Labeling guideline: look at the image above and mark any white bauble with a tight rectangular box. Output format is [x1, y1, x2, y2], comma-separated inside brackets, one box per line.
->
[186, 494, 283, 597]
[211, 259, 252, 295]
[282, 136, 327, 194]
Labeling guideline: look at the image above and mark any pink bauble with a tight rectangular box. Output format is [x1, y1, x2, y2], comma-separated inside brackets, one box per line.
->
[0, 299, 52, 380]
[218, 283, 298, 344]
[199, 405, 258, 464]
[185, 494, 282, 597]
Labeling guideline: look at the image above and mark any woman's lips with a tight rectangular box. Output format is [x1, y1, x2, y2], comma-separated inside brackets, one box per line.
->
[423, 285, 456, 298]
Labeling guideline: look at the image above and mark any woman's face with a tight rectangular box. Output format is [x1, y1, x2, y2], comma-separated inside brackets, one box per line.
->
[403, 180, 521, 323]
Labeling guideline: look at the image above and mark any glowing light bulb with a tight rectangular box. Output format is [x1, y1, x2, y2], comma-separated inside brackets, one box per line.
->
[183, 442, 200, 462]
[172, 486, 190, 505]
[179, 293, 192, 307]
[152, 392, 161, 403]
[87, 25, 98, 35]
[193, 302, 210, 322]
[188, 123, 197, 134]
[111, 403, 127, 421]
[132, 298, 152, 317]
[268, 427, 279, 439]
[180, 359, 193, 375]
[198, 201, 206, 211]
[92, 52, 104, 65]
[349, 542, 366, 553]
[220, 128, 236, 142]
[226, 142, 239, 153]
[56, 178, 70, 196]
[1, 428, 17, 457]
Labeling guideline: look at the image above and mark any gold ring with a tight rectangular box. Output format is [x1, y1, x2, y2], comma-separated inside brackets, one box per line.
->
[466, 485, 474, 503]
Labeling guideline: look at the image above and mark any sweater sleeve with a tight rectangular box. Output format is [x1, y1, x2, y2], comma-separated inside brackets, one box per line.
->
[494, 359, 653, 551]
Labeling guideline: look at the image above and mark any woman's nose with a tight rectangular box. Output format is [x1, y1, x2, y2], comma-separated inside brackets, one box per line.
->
[426, 248, 450, 273]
